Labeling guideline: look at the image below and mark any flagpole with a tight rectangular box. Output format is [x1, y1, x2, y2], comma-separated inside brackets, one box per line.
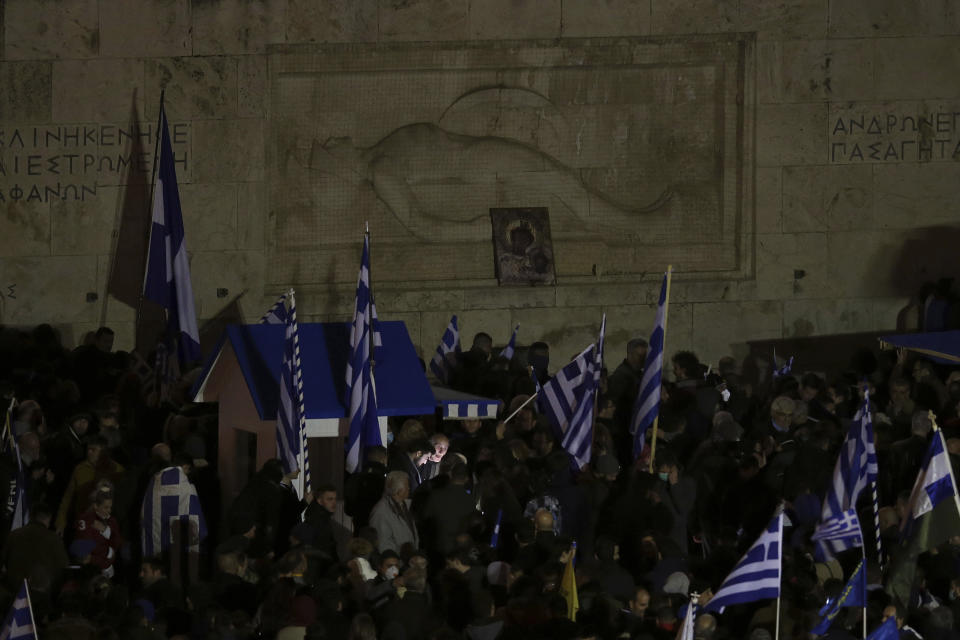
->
[503, 391, 539, 424]
[648, 265, 673, 474]
[22, 579, 36, 632]
[138, 90, 166, 352]
[365, 222, 375, 374]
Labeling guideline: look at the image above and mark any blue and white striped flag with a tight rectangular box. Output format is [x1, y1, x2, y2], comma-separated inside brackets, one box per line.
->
[277, 291, 310, 496]
[0, 580, 36, 640]
[631, 271, 669, 460]
[143, 103, 201, 366]
[2, 401, 28, 533]
[704, 509, 783, 613]
[816, 394, 879, 560]
[141, 466, 208, 557]
[430, 315, 461, 385]
[499, 324, 520, 361]
[345, 234, 382, 474]
[811, 508, 862, 547]
[490, 509, 503, 549]
[259, 293, 288, 325]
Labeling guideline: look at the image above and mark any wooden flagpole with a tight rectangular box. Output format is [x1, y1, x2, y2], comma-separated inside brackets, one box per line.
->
[648, 265, 673, 474]
[137, 91, 166, 350]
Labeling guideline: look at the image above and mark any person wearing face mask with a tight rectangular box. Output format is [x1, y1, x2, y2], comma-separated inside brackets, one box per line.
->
[652, 450, 696, 557]
[365, 550, 403, 611]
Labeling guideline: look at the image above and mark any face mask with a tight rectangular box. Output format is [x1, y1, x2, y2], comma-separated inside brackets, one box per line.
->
[384, 566, 399, 580]
[658, 472, 669, 482]
[721, 389, 731, 402]
[386, 431, 395, 445]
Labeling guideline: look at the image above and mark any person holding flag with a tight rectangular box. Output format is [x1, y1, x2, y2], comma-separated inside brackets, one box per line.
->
[631, 268, 672, 468]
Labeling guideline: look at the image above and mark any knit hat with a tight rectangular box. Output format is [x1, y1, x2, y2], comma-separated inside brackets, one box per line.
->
[663, 571, 690, 596]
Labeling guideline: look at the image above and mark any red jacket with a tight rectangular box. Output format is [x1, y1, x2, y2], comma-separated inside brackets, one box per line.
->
[74, 509, 122, 572]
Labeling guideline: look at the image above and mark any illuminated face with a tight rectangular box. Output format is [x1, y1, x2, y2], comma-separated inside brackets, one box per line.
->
[319, 491, 337, 513]
[429, 441, 448, 463]
[94, 498, 113, 520]
[631, 590, 650, 616]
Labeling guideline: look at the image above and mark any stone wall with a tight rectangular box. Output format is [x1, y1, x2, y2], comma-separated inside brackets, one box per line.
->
[2, 0, 958, 371]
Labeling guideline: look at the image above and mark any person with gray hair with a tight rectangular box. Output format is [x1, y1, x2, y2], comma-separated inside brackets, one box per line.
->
[608, 337, 649, 429]
[369, 470, 419, 553]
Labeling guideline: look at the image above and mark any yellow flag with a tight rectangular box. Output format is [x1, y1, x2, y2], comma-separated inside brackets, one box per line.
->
[561, 554, 579, 621]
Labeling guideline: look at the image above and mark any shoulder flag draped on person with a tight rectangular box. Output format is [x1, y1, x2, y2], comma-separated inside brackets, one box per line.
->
[814, 392, 880, 563]
[885, 424, 960, 608]
[2, 399, 28, 533]
[536, 316, 604, 470]
[141, 464, 208, 558]
[632, 267, 672, 467]
[275, 290, 310, 498]
[0, 579, 36, 640]
[345, 230, 383, 474]
[143, 100, 201, 368]
[430, 315, 461, 385]
[499, 324, 520, 361]
[704, 508, 783, 613]
[810, 558, 866, 635]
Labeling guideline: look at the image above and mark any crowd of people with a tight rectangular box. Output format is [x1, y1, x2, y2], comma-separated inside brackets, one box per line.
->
[0, 322, 959, 640]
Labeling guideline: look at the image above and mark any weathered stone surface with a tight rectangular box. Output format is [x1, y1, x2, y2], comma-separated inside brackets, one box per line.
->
[52, 59, 144, 122]
[874, 37, 960, 100]
[828, 0, 955, 37]
[758, 39, 875, 104]
[4, 0, 99, 60]
[461, 286, 557, 311]
[191, 0, 286, 55]
[0, 62, 52, 121]
[603, 302, 694, 361]
[50, 186, 120, 256]
[691, 300, 782, 364]
[826, 230, 903, 298]
[739, 0, 827, 40]
[379, 0, 470, 42]
[98, 0, 191, 58]
[0, 198, 51, 257]
[469, 0, 562, 40]
[237, 182, 266, 250]
[757, 103, 827, 167]
[146, 58, 239, 120]
[872, 164, 960, 229]
[650, 0, 736, 34]
[0, 256, 98, 324]
[561, 0, 652, 37]
[755, 168, 782, 234]
[238, 56, 268, 118]
[378, 289, 466, 314]
[782, 297, 877, 338]
[421, 309, 512, 360]
[192, 119, 264, 183]
[509, 306, 599, 365]
[190, 250, 266, 320]
[782, 164, 873, 232]
[755, 232, 833, 299]
[180, 183, 239, 251]
[285, 0, 378, 43]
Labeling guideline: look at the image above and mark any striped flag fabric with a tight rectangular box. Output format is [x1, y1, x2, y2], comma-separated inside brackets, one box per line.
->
[2, 401, 28, 533]
[141, 466, 208, 557]
[679, 599, 697, 640]
[143, 103, 201, 367]
[815, 394, 879, 560]
[490, 508, 503, 549]
[811, 508, 863, 546]
[0, 580, 36, 640]
[811, 558, 866, 635]
[499, 324, 519, 361]
[259, 293, 288, 325]
[704, 509, 783, 613]
[345, 234, 382, 474]
[631, 271, 669, 460]
[277, 291, 310, 497]
[430, 315, 461, 385]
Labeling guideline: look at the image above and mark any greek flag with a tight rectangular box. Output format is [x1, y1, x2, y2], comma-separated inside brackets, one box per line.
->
[772, 349, 794, 378]
[499, 324, 519, 361]
[811, 508, 862, 546]
[811, 559, 866, 635]
[537, 317, 604, 469]
[277, 291, 309, 496]
[490, 509, 503, 549]
[345, 234, 382, 474]
[2, 401, 28, 533]
[143, 103, 201, 366]
[0, 580, 36, 640]
[679, 600, 696, 640]
[704, 510, 783, 613]
[816, 394, 879, 560]
[632, 271, 669, 460]
[259, 293, 288, 325]
[430, 315, 461, 385]
[141, 466, 208, 557]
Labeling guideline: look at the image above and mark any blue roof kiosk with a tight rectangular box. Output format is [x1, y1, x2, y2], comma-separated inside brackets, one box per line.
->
[193, 321, 435, 505]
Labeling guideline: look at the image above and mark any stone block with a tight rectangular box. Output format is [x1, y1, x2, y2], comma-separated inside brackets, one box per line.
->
[52, 59, 144, 123]
[828, 0, 954, 37]
[192, 119, 264, 183]
[285, 0, 378, 43]
[469, 0, 562, 40]
[146, 57, 238, 120]
[50, 185, 121, 256]
[0, 62, 52, 121]
[691, 300, 782, 365]
[379, 0, 470, 41]
[782, 298, 876, 338]
[873, 297, 909, 331]
[0, 198, 51, 257]
[420, 308, 512, 359]
[4, 0, 100, 60]
[180, 183, 239, 251]
[602, 302, 694, 361]
[650, 0, 736, 35]
[0, 256, 98, 324]
[782, 164, 873, 232]
[509, 306, 600, 367]
[825, 230, 903, 298]
[190, 250, 266, 320]
[757, 103, 827, 167]
[239, 56, 268, 118]
[237, 182, 266, 250]
[191, 0, 286, 55]
[755, 232, 833, 299]
[561, 0, 653, 37]
[759, 39, 875, 104]
[461, 285, 557, 311]
[755, 167, 782, 234]
[377, 288, 466, 314]
[555, 281, 657, 308]
[872, 164, 960, 229]
[98, 0, 191, 58]
[738, 0, 827, 40]
[874, 37, 960, 100]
